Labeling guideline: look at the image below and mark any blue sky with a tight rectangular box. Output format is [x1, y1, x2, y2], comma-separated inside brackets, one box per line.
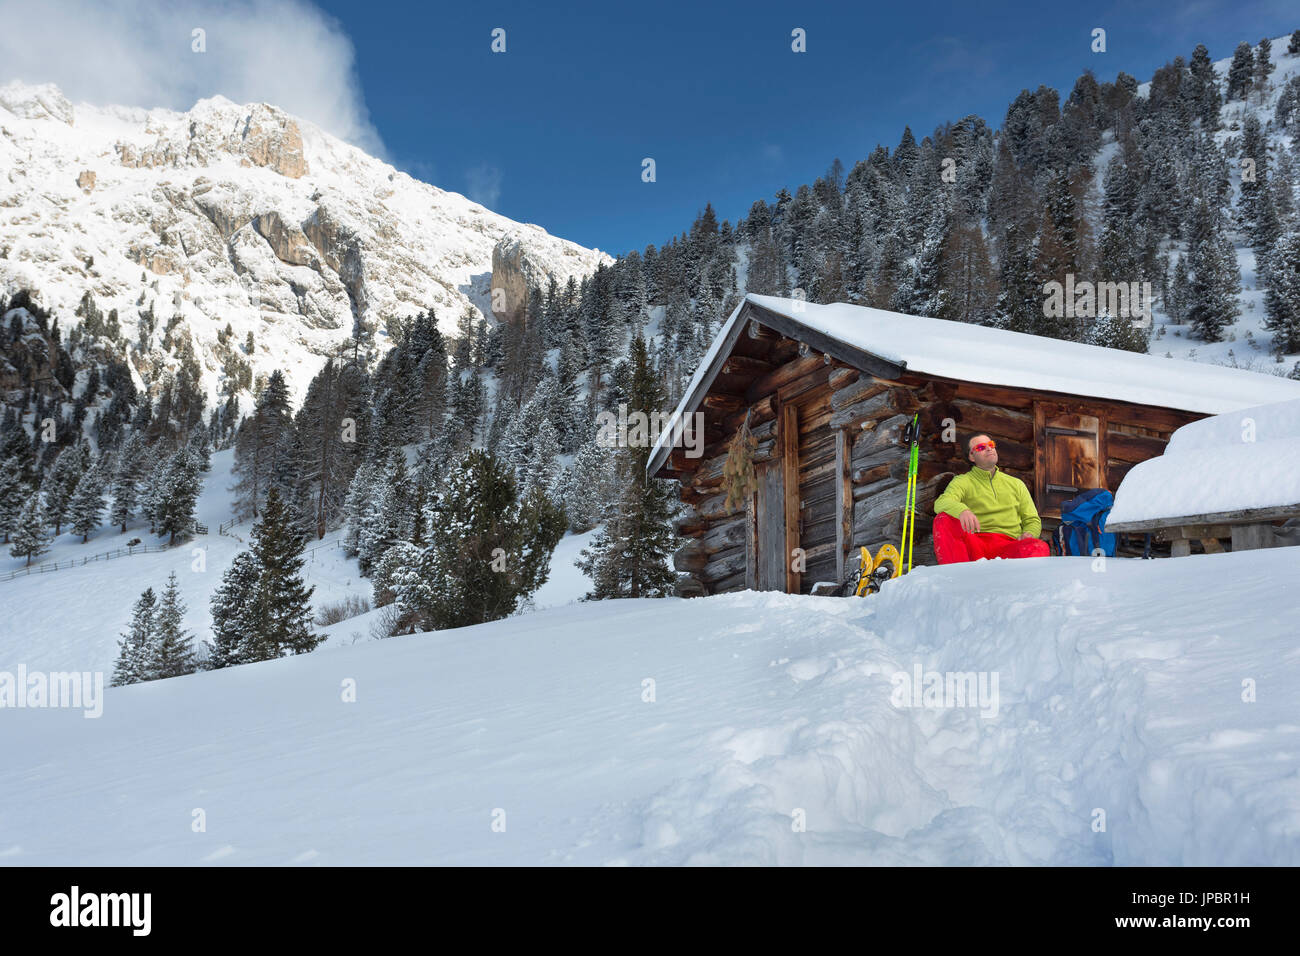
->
[279, 0, 1297, 256]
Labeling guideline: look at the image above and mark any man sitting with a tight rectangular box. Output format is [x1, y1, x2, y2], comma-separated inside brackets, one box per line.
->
[931, 433, 1050, 564]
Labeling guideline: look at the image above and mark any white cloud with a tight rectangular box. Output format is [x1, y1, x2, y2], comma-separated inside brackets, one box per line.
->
[465, 163, 502, 209]
[0, 0, 384, 155]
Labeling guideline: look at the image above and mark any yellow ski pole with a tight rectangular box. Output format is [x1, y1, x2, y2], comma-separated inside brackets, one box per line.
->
[900, 415, 921, 573]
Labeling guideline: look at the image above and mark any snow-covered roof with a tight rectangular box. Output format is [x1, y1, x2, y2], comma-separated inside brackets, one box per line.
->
[649, 294, 1300, 475]
[1107, 398, 1300, 529]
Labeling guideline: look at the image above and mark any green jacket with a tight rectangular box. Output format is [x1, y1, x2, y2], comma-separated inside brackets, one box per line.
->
[933, 466, 1042, 538]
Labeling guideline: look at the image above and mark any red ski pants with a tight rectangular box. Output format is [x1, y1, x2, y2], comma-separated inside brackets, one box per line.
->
[932, 512, 1050, 565]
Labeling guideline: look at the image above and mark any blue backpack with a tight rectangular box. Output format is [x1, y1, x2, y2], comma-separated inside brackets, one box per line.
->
[1056, 489, 1117, 557]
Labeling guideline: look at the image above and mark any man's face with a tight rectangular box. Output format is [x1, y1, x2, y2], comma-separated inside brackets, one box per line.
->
[968, 434, 998, 469]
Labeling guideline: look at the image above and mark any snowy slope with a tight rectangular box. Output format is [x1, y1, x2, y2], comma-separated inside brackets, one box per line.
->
[0, 446, 599, 674]
[1, 547, 1297, 865]
[0, 81, 612, 408]
[1109, 397, 1300, 525]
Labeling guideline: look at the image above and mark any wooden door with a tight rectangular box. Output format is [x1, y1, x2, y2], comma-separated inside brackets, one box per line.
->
[754, 460, 786, 591]
[796, 405, 837, 592]
[1034, 402, 1104, 516]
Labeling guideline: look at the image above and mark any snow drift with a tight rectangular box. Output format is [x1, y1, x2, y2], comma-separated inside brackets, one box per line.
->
[1109, 397, 1300, 526]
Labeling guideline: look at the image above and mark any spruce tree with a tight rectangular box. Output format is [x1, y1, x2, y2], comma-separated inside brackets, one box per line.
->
[1263, 231, 1300, 353]
[1256, 37, 1274, 93]
[575, 335, 678, 599]
[1227, 42, 1255, 101]
[111, 587, 156, 687]
[9, 494, 51, 565]
[42, 449, 80, 535]
[149, 572, 195, 679]
[1188, 43, 1222, 128]
[68, 466, 105, 542]
[561, 440, 615, 532]
[1186, 200, 1242, 342]
[154, 448, 202, 544]
[243, 487, 323, 660]
[206, 550, 260, 669]
[356, 451, 411, 575]
[233, 369, 294, 518]
[0, 455, 26, 544]
[108, 433, 144, 532]
[391, 449, 565, 631]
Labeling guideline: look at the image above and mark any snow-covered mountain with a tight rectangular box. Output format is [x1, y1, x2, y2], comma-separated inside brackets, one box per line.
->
[0, 81, 612, 407]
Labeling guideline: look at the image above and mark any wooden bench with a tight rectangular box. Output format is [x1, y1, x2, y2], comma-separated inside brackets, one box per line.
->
[1107, 505, 1300, 556]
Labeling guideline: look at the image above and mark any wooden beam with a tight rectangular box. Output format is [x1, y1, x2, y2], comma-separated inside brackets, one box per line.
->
[1107, 430, 1168, 462]
[835, 429, 852, 586]
[744, 353, 827, 403]
[781, 402, 801, 594]
[702, 393, 744, 413]
[747, 320, 778, 340]
[721, 354, 774, 377]
[1108, 504, 1300, 534]
[745, 492, 758, 590]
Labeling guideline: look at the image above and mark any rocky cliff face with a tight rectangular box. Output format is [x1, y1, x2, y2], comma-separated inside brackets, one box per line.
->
[0, 82, 611, 408]
[491, 230, 593, 320]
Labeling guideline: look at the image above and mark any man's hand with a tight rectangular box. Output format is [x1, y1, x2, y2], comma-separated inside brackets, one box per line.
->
[959, 510, 981, 533]
[1018, 532, 1038, 540]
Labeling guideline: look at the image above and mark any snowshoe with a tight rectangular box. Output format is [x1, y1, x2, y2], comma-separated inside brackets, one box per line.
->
[860, 543, 901, 596]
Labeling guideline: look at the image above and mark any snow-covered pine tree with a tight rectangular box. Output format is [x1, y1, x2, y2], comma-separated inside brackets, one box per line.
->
[1226, 42, 1255, 101]
[206, 550, 260, 669]
[520, 417, 562, 499]
[341, 458, 380, 556]
[111, 587, 156, 687]
[233, 369, 294, 518]
[0, 455, 27, 544]
[449, 368, 487, 456]
[576, 335, 678, 599]
[561, 439, 615, 532]
[108, 432, 145, 532]
[1255, 37, 1275, 94]
[1188, 44, 1222, 129]
[243, 486, 322, 660]
[68, 463, 105, 542]
[1167, 253, 1191, 326]
[1263, 231, 1300, 354]
[42, 448, 80, 535]
[148, 571, 195, 679]
[357, 450, 412, 576]
[392, 448, 565, 631]
[154, 448, 202, 544]
[1098, 152, 1143, 281]
[1186, 199, 1242, 342]
[8, 494, 51, 565]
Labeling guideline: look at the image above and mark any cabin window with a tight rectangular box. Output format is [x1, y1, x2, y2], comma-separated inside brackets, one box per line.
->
[1033, 402, 1105, 516]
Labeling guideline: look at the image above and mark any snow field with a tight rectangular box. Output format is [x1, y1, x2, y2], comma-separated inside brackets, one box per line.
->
[3, 542, 1297, 865]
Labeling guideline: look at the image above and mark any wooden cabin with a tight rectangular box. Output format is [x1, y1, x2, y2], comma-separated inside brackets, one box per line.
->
[649, 294, 1300, 595]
